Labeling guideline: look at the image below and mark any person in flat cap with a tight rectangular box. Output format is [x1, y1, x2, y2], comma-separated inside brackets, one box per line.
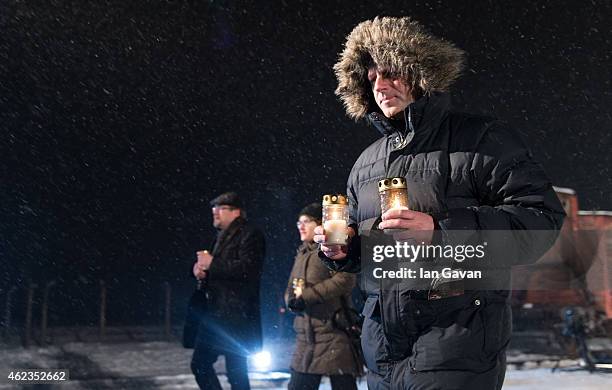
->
[314, 16, 565, 389]
[285, 203, 362, 390]
[188, 192, 266, 390]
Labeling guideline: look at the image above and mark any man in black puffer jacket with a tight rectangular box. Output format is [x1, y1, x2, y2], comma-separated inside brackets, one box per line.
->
[315, 17, 565, 389]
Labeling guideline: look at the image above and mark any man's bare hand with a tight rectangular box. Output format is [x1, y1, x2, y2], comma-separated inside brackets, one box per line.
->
[193, 250, 213, 279]
[314, 225, 356, 260]
[193, 262, 207, 279]
[378, 209, 435, 244]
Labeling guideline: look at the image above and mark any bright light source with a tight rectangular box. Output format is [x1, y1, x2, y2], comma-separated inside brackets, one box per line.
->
[251, 350, 272, 371]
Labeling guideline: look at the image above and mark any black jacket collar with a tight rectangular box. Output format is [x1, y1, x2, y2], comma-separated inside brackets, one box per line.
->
[366, 92, 451, 137]
[212, 216, 246, 256]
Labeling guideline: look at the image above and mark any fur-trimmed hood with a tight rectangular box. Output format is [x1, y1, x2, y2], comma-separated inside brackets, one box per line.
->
[334, 16, 466, 120]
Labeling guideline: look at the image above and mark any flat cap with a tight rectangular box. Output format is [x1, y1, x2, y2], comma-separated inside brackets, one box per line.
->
[210, 192, 243, 209]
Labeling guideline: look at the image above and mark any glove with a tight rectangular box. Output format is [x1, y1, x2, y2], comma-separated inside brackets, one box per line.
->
[287, 296, 306, 312]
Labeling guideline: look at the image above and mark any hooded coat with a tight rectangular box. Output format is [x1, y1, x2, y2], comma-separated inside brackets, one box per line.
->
[285, 241, 363, 376]
[323, 17, 565, 389]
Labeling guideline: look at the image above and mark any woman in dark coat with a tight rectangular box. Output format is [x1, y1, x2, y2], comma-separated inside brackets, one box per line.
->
[285, 203, 362, 390]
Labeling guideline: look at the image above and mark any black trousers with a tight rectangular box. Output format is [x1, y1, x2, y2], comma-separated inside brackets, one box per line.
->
[191, 346, 250, 390]
[288, 370, 358, 390]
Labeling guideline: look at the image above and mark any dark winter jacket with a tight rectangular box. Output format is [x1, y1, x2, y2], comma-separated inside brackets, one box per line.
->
[323, 92, 565, 372]
[325, 16, 565, 385]
[203, 216, 265, 354]
[285, 241, 362, 376]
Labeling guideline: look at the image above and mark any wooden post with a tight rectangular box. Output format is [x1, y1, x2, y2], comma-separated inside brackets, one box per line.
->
[24, 283, 35, 347]
[164, 282, 172, 339]
[3, 286, 17, 340]
[99, 280, 106, 338]
[40, 281, 55, 346]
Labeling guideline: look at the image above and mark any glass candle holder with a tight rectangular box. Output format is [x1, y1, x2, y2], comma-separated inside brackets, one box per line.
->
[378, 177, 409, 213]
[322, 194, 349, 245]
[378, 177, 409, 233]
[292, 278, 305, 293]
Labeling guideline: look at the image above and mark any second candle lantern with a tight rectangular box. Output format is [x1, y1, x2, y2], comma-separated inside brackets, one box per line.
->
[378, 177, 409, 214]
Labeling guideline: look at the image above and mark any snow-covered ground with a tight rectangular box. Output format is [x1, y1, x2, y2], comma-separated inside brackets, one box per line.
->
[0, 340, 610, 389]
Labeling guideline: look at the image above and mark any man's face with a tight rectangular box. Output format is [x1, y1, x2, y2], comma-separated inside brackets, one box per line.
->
[368, 66, 414, 119]
[296, 215, 318, 242]
[212, 205, 240, 230]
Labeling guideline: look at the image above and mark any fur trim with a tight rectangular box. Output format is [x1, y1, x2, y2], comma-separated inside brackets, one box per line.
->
[334, 16, 466, 120]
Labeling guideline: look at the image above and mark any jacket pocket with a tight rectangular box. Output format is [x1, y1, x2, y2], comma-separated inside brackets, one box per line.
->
[410, 300, 496, 373]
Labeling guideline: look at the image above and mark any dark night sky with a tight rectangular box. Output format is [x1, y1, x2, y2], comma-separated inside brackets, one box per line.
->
[1, 0, 611, 326]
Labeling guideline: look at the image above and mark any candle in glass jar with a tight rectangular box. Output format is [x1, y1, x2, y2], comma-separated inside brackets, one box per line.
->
[323, 219, 348, 234]
[378, 177, 409, 214]
[322, 194, 349, 245]
[391, 194, 408, 210]
[291, 278, 305, 299]
[379, 177, 409, 233]
[292, 277, 305, 290]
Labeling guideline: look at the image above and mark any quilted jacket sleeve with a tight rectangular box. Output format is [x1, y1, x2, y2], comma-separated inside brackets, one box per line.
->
[436, 121, 565, 265]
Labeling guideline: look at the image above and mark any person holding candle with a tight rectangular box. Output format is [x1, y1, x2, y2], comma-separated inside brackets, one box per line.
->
[285, 203, 362, 390]
[315, 17, 565, 389]
[189, 192, 266, 390]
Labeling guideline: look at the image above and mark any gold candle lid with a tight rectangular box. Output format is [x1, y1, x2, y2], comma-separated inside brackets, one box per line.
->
[378, 177, 407, 192]
[322, 194, 348, 205]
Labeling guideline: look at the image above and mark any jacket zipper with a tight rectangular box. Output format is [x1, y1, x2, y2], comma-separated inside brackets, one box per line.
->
[380, 106, 416, 357]
[366, 107, 418, 360]
[384, 106, 415, 177]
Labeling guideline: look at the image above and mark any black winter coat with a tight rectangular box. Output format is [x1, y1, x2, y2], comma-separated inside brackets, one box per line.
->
[201, 217, 265, 355]
[322, 94, 565, 380]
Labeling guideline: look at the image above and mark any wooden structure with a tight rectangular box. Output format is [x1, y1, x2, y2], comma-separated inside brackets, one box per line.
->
[512, 187, 612, 318]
